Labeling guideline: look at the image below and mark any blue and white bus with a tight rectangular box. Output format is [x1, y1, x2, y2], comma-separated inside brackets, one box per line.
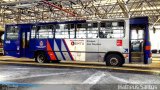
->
[3, 17, 151, 66]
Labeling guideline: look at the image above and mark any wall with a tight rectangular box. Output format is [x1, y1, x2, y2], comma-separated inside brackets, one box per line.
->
[150, 30, 160, 50]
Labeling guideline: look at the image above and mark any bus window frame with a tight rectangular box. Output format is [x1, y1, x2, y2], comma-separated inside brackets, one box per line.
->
[86, 22, 99, 39]
[54, 22, 99, 39]
[34, 24, 54, 39]
[29, 21, 126, 40]
[76, 23, 88, 39]
[54, 23, 77, 39]
[99, 20, 126, 39]
[31, 25, 37, 39]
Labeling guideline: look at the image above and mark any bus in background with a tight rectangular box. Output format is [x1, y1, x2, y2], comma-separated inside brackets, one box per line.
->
[3, 17, 151, 66]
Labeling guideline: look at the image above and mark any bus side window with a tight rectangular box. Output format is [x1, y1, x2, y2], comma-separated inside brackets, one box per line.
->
[76, 23, 87, 39]
[100, 21, 125, 38]
[31, 25, 37, 39]
[70, 24, 75, 39]
[35, 25, 54, 39]
[48, 25, 54, 38]
[100, 21, 110, 38]
[55, 24, 69, 38]
[99, 32, 104, 38]
[36, 26, 40, 39]
[87, 22, 98, 38]
[55, 24, 75, 39]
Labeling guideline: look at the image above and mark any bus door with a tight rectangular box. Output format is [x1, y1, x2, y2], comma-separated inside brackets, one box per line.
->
[130, 26, 145, 63]
[129, 17, 151, 64]
[19, 25, 31, 57]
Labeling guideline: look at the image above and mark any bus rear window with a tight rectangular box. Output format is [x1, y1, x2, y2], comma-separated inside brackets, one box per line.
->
[6, 26, 19, 40]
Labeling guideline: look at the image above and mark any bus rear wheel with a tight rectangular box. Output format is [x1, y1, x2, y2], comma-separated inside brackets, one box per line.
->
[35, 52, 48, 63]
[105, 54, 123, 66]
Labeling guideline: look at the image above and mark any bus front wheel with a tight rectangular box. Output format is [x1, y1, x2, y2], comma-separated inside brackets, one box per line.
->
[35, 52, 48, 63]
[105, 54, 123, 66]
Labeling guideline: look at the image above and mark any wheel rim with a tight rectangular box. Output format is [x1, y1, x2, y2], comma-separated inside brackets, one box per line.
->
[37, 54, 45, 63]
[110, 58, 119, 66]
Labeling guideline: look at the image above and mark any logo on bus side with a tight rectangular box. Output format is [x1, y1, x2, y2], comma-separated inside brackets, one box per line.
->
[36, 41, 46, 48]
[71, 41, 74, 46]
[117, 40, 122, 46]
[40, 41, 43, 47]
[70, 40, 84, 46]
[124, 48, 128, 53]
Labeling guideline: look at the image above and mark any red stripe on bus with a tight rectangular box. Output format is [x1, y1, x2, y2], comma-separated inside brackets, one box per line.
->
[145, 46, 151, 50]
[47, 40, 57, 60]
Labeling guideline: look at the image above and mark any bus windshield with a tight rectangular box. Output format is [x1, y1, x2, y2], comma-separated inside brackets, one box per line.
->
[6, 26, 19, 40]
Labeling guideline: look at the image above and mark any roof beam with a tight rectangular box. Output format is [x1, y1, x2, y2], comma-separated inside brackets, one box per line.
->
[117, 0, 130, 18]
[42, 0, 77, 17]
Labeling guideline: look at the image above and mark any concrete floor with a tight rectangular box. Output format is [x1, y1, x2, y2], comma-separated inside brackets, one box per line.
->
[0, 56, 160, 90]
[0, 64, 160, 90]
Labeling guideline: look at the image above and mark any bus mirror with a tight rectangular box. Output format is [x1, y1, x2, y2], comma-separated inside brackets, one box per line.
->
[153, 27, 156, 33]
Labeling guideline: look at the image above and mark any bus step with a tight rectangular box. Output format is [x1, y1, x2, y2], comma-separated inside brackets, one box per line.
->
[131, 52, 143, 57]
[131, 57, 142, 62]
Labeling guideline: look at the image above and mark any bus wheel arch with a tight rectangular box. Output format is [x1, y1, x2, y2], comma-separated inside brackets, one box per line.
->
[104, 52, 125, 66]
[34, 50, 48, 63]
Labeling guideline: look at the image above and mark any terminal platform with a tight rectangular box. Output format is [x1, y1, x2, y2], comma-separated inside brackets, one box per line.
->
[0, 56, 159, 75]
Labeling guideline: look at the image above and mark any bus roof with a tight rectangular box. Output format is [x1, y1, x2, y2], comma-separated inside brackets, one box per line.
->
[5, 20, 86, 26]
[5, 16, 148, 26]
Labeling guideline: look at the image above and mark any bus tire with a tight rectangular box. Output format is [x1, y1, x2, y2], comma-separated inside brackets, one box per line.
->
[35, 52, 48, 63]
[105, 54, 123, 66]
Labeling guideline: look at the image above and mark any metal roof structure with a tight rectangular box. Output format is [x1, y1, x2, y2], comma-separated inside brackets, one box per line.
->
[0, 0, 160, 27]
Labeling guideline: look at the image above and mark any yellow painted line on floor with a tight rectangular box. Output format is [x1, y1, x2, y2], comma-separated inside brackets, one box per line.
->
[0, 59, 33, 63]
[0, 59, 33, 62]
[0, 56, 159, 64]
[0, 61, 160, 75]
[1, 59, 159, 69]
[0, 59, 159, 66]
[0, 59, 159, 71]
